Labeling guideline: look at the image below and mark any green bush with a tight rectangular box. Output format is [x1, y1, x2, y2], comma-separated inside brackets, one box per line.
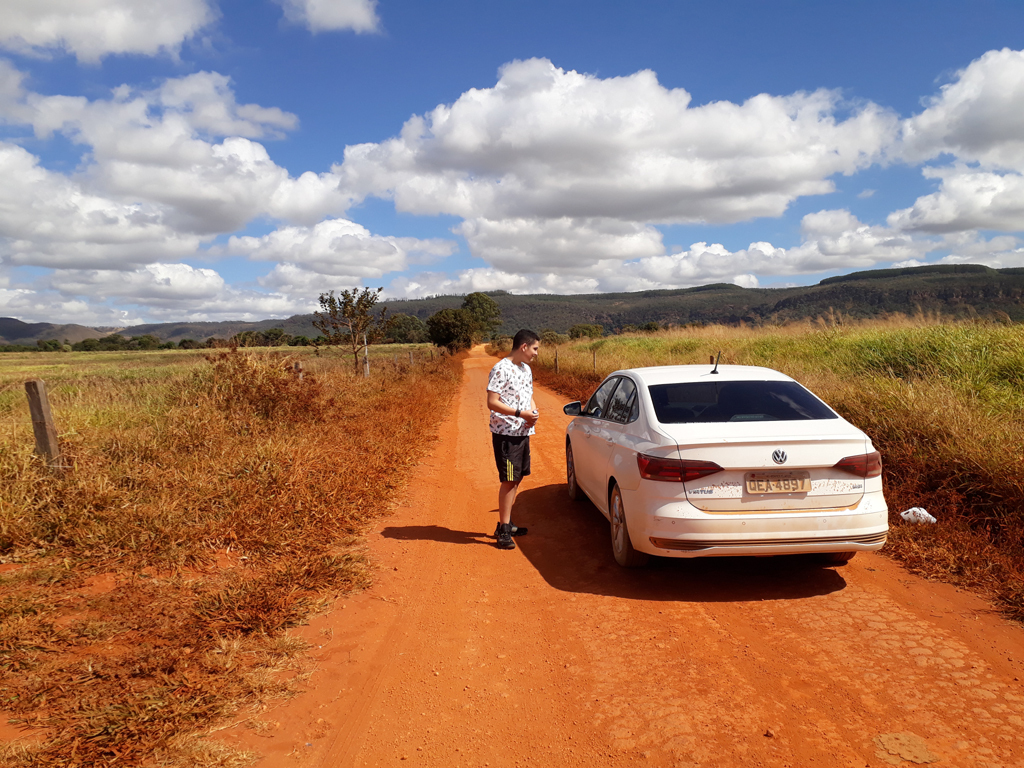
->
[568, 323, 603, 339]
[540, 329, 569, 346]
[427, 308, 477, 351]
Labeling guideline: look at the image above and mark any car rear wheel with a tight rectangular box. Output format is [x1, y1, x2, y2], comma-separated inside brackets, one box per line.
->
[821, 551, 856, 565]
[566, 440, 579, 501]
[610, 483, 649, 568]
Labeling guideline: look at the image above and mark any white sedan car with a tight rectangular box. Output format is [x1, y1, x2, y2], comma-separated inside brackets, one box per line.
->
[563, 364, 888, 567]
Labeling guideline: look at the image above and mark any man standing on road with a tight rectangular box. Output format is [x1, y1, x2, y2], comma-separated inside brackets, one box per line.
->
[487, 329, 541, 550]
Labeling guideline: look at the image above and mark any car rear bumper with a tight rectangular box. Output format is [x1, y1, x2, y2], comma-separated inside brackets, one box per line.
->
[623, 488, 889, 558]
[646, 528, 887, 557]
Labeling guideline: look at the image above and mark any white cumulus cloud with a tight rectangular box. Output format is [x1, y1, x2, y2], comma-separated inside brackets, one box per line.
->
[929, 231, 1024, 269]
[622, 210, 926, 289]
[887, 167, 1024, 233]
[274, 0, 380, 33]
[0, 65, 351, 269]
[0, 0, 215, 63]
[457, 217, 665, 274]
[386, 268, 600, 300]
[892, 48, 1024, 236]
[46, 263, 225, 304]
[6, 261, 320, 325]
[228, 218, 456, 291]
[0, 288, 133, 327]
[335, 58, 898, 227]
[9, 69, 349, 234]
[0, 142, 202, 268]
[385, 210, 935, 299]
[902, 48, 1024, 170]
[150, 72, 299, 139]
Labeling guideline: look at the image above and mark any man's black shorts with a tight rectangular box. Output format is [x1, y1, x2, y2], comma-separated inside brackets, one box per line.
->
[492, 433, 531, 483]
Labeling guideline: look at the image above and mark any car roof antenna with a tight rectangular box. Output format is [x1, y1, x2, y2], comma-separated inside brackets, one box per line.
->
[710, 351, 721, 374]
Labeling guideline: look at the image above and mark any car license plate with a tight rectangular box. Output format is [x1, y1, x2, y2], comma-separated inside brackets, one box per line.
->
[745, 471, 811, 494]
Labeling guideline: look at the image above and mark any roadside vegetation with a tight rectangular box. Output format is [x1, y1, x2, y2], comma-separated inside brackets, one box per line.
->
[0, 345, 459, 766]
[426, 292, 504, 352]
[491, 314, 1024, 619]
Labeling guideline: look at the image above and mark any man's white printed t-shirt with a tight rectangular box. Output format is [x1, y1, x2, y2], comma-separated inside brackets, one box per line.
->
[487, 357, 534, 436]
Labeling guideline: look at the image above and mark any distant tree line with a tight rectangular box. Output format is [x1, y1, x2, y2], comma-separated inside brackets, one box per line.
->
[419, 295, 663, 351]
[1, 318, 436, 353]
[311, 288, 505, 357]
[2, 330, 323, 353]
[0, 335, 177, 353]
[2, 298, 667, 355]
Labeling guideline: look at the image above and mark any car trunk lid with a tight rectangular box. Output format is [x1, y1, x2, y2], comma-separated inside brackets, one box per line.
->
[658, 421, 869, 513]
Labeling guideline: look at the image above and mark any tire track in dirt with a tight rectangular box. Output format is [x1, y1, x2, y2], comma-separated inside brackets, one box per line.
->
[221, 346, 1024, 768]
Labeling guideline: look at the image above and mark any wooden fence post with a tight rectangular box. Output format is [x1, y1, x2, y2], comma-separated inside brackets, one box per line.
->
[592, 348, 597, 373]
[555, 348, 559, 374]
[293, 361, 303, 381]
[430, 349, 434, 361]
[409, 350, 414, 365]
[25, 379, 62, 470]
[362, 334, 370, 378]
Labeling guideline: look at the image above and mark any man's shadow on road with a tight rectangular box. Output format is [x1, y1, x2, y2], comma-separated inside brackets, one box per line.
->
[381, 525, 493, 547]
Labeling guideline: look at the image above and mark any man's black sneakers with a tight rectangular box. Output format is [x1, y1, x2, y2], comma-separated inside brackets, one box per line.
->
[496, 523, 516, 550]
[493, 522, 528, 538]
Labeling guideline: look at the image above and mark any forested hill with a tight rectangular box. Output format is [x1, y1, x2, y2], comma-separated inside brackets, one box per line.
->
[0, 318, 110, 345]
[366, 263, 1024, 335]
[3, 264, 1023, 345]
[470, 264, 1024, 332]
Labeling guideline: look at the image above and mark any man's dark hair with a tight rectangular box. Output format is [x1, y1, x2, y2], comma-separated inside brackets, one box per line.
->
[512, 328, 540, 349]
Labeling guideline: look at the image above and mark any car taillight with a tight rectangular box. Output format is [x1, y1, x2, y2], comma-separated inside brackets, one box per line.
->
[833, 451, 882, 478]
[637, 454, 723, 483]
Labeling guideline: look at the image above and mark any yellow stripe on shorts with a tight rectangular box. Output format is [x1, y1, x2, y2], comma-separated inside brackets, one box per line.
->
[507, 459, 513, 482]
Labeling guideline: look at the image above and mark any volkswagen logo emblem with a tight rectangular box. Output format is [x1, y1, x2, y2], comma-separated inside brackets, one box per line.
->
[772, 449, 788, 464]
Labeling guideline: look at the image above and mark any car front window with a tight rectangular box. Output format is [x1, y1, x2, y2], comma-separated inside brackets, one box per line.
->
[583, 377, 620, 418]
[648, 380, 838, 423]
[606, 378, 637, 424]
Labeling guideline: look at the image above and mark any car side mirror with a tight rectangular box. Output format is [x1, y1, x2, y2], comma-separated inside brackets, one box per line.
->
[563, 401, 582, 416]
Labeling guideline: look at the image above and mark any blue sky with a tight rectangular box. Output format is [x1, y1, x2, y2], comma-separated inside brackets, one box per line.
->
[1, 0, 1023, 326]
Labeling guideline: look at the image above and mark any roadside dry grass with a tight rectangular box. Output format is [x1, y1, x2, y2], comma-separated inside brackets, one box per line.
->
[0, 345, 458, 766]
[492, 316, 1024, 618]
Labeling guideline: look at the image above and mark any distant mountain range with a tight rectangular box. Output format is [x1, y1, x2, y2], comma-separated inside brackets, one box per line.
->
[0, 318, 114, 345]
[2, 264, 1023, 345]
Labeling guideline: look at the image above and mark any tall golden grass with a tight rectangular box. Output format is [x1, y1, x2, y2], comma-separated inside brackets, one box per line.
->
[494, 316, 1024, 616]
[0, 346, 458, 767]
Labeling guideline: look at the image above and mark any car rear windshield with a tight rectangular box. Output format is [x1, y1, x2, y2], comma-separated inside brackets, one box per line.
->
[648, 380, 838, 423]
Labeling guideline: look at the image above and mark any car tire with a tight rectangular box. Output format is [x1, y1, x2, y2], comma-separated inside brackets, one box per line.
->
[821, 551, 856, 565]
[609, 483, 649, 568]
[566, 439, 580, 501]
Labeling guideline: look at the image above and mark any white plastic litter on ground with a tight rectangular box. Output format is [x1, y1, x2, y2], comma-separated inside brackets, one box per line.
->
[900, 507, 937, 524]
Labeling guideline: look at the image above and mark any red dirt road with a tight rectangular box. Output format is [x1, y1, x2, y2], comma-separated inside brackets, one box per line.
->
[222, 347, 1024, 767]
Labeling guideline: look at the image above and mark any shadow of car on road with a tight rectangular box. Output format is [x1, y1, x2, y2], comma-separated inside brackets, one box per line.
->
[507, 483, 848, 603]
